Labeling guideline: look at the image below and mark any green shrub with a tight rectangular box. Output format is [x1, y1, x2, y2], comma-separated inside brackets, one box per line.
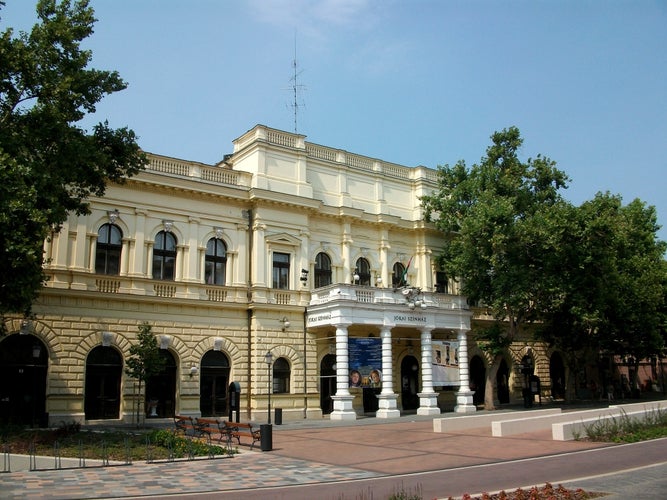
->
[582, 407, 667, 442]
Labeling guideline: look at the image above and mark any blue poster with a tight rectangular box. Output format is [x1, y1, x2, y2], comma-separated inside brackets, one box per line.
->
[348, 337, 382, 388]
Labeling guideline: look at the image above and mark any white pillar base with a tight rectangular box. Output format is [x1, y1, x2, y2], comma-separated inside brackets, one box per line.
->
[417, 392, 440, 416]
[376, 393, 401, 418]
[454, 390, 477, 413]
[330, 395, 357, 420]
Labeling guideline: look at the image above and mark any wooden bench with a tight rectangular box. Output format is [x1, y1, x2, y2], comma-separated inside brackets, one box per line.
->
[174, 415, 196, 436]
[194, 417, 229, 445]
[223, 421, 261, 449]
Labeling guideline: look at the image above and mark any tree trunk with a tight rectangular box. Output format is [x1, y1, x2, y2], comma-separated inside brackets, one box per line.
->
[484, 356, 500, 410]
[135, 379, 143, 427]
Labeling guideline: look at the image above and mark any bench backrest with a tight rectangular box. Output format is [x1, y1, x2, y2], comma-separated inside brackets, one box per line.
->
[224, 421, 253, 430]
[196, 418, 220, 425]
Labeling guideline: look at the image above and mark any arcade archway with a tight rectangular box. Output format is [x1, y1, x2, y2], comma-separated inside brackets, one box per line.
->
[200, 350, 230, 417]
[400, 355, 420, 410]
[319, 354, 336, 415]
[85, 346, 122, 420]
[0, 334, 48, 426]
[145, 350, 177, 418]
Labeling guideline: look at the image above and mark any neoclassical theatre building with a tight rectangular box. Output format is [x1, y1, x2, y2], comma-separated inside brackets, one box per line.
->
[1, 124, 565, 426]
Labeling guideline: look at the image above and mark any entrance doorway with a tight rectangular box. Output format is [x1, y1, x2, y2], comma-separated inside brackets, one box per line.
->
[85, 346, 122, 420]
[319, 354, 336, 415]
[0, 334, 48, 426]
[550, 352, 566, 400]
[200, 351, 230, 417]
[497, 359, 510, 404]
[470, 355, 486, 406]
[145, 350, 177, 418]
[400, 355, 420, 410]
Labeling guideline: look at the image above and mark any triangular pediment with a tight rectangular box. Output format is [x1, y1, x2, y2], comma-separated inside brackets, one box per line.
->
[265, 232, 301, 246]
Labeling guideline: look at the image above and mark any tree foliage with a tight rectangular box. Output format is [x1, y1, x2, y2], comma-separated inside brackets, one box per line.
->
[125, 322, 166, 424]
[125, 322, 166, 384]
[0, 0, 146, 320]
[540, 193, 666, 394]
[422, 126, 569, 332]
[422, 127, 569, 408]
[423, 126, 666, 405]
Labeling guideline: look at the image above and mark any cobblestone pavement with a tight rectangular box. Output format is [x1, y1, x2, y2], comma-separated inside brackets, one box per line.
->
[0, 453, 381, 499]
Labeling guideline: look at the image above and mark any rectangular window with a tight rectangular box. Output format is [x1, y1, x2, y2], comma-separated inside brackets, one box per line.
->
[435, 272, 448, 293]
[272, 252, 290, 289]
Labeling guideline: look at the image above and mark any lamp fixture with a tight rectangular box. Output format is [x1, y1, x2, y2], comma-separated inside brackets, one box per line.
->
[20, 319, 32, 335]
[32, 344, 42, 358]
[189, 365, 199, 378]
[400, 286, 428, 310]
[352, 269, 360, 284]
[264, 351, 274, 425]
[280, 316, 290, 331]
[107, 209, 120, 224]
[300, 268, 309, 285]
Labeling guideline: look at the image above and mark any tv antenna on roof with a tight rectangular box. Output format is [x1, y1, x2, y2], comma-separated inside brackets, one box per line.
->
[287, 33, 306, 134]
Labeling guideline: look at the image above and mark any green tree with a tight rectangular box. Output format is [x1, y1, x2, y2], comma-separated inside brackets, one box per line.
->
[538, 195, 621, 398]
[540, 194, 666, 397]
[125, 323, 166, 424]
[0, 0, 146, 323]
[597, 196, 666, 392]
[421, 127, 570, 409]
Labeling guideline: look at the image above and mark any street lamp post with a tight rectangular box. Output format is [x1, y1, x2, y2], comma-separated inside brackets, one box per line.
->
[260, 351, 274, 452]
[264, 351, 273, 424]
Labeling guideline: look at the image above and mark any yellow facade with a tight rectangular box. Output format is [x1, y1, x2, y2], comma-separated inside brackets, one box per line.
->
[1, 125, 565, 426]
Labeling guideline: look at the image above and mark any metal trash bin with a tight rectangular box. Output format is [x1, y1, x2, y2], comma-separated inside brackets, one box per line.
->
[260, 423, 272, 451]
[275, 408, 283, 425]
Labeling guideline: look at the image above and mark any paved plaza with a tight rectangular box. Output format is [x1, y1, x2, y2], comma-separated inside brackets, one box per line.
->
[1, 408, 666, 499]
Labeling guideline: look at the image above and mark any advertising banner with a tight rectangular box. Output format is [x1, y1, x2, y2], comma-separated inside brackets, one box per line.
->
[432, 340, 460, 386]
[348, 337, 382, 388]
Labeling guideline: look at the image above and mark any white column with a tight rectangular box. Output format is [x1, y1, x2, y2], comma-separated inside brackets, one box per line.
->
[131, 210, 147, 277]
[377, 326, 400, 418]
[146, 242, 154, 278]
[71, 223, 92, 290]
[175, 244, 185, 282]
[417, 327, 440, 415]
[185, 216, 200, 283]
[330, 324, 356, 420]
[86, 233, 97, 273]
[342, 222, 353, 282]
[455, 328, 477, 413]
[379, 230, 389, 287]
[252, 222, 266, 287]
[120, 238, 130, 277]
[234, 223, 248, 286]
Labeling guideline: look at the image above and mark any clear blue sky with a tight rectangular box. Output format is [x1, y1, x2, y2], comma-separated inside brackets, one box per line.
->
[4, 0, 666, 242]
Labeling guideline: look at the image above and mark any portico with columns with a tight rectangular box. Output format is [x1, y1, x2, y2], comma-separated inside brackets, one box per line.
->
[308, 283, 475, 420]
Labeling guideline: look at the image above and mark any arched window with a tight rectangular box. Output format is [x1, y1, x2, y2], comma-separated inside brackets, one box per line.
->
[95, 223, 122, 275]
[392, 262, 406, 287]
[355, 257, 371, 286]
[314, 252, 332, 288]
[272, 357, 290, 393]
[205, 238, 227, 285]
[153, 231, 176, 280]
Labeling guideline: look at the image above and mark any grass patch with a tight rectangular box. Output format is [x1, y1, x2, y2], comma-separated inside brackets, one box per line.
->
[0, 422, 234, 461]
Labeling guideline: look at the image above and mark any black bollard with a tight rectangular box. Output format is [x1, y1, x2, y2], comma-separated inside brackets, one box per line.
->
[260, 423, 272, 451]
